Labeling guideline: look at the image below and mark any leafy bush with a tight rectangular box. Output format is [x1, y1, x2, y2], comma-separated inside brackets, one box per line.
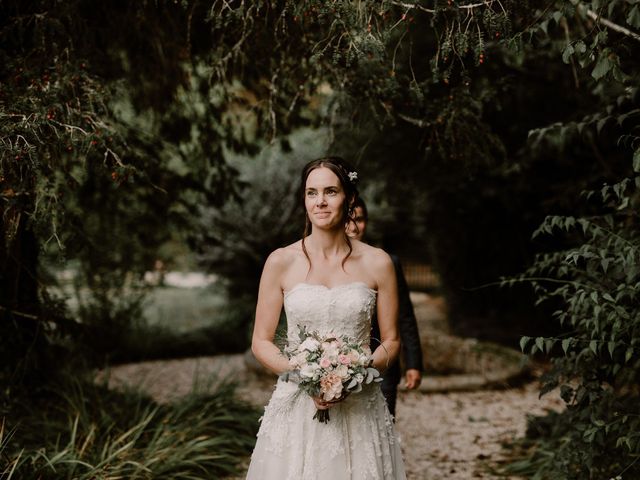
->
[506, 155, 640, 479]
[1, 372, 259, 479]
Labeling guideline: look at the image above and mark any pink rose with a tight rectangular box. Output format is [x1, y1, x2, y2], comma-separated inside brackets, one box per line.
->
[320, 357, 332, 369]
[338, 354, 351, 365]
[320, 373, 343, 400]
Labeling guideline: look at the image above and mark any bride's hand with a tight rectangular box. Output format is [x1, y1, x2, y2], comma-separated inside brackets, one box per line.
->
[311, 393, 350, 410]
[312, 396, 331, 410]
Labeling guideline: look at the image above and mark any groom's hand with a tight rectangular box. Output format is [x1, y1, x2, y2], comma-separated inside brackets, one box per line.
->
[404, 369, 422, 389]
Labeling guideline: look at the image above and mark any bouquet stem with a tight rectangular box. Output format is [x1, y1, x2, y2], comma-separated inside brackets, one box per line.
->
[313, 409, 330, 423]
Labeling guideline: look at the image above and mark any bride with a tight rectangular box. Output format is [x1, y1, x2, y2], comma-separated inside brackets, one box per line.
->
[246, 156, 407, 480]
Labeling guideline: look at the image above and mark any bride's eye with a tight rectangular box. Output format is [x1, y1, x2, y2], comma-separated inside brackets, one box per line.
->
[306, 190, 317, 197]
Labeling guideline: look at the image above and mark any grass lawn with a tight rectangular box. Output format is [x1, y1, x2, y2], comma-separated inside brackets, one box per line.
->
[142, 284, 229, 333]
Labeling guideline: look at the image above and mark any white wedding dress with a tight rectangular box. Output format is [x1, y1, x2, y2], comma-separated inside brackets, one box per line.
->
[246, 282, 407, 480]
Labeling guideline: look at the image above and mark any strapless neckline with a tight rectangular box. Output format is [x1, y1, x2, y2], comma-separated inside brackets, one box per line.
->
[284, 281, 376, 298]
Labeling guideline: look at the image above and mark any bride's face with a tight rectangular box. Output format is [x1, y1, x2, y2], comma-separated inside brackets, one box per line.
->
[304, 167, 347, 230]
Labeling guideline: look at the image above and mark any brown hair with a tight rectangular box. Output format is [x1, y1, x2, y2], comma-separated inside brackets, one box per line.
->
[352, 197, 369, 221]
[300, 156, 359, 271]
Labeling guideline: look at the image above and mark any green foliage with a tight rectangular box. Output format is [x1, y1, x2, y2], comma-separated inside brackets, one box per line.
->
[496, 1, 640, 476]
[0, 1, 244, 378]
[1, 372, 259, 479]
[507, 158, 640, 477]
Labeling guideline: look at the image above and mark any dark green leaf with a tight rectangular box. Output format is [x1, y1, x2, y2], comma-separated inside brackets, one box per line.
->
[597, 117, 609, 135]
[545, 338, 556, 353]
[591, 53, 613, 80]
[562, 44, 574, 64]
[627, 5, 640, 28]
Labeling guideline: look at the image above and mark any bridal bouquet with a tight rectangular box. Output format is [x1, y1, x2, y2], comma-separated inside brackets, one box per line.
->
[282, 326, 382, 423]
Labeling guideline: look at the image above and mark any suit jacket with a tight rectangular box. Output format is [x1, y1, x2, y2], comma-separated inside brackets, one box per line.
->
[371, 255, 424, 386]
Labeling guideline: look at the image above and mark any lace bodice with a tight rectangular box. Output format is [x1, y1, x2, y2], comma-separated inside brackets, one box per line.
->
[284, 282, 377, 345]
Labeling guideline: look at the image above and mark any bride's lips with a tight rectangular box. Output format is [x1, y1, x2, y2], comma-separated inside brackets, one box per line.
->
[315, 211, 331, 218]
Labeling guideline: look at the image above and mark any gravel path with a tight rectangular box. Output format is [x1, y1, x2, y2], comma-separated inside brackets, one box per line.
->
[105, 355, 562, 479]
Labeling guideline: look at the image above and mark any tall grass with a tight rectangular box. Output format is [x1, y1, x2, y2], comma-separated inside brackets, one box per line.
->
[1, 372, 259, 479]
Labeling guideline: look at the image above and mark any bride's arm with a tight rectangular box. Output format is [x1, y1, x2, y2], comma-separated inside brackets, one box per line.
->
[251, 250, 291, 375]
[371, 251, 401, 373]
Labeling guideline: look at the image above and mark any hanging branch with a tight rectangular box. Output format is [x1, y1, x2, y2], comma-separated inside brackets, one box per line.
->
[389, 0, 496, 14]
[570, 0, 640, 42]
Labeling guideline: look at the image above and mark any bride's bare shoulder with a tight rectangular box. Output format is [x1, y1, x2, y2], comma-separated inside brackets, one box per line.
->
[353, 241, 394, 280]
[353, 240, 391, 262]
[264, 241, 304, 270]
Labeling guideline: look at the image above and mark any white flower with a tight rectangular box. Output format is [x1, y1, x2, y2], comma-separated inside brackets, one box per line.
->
[322, 342, 340, 359]
[358, 353, 372, 366]
[335, 364, 349, 379]
[300, 337, 320, 352]
[300, 363, 319, 378]
[289, 351, 307, 369]
[348, 349, 360, 363]
[348, 171, 358, 182]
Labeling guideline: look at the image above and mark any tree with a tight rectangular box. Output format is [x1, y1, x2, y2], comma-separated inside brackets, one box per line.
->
[1, 0, 242, 379]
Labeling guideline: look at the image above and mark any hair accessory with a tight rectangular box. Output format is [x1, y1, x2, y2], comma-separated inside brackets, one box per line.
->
[348, 171, 358, 183]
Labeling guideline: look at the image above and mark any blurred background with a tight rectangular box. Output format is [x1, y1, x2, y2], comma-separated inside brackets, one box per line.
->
[1, 1, 638, 478]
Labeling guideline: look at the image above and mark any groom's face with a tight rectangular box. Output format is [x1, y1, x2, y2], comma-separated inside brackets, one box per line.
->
[346, 206, 367, 241]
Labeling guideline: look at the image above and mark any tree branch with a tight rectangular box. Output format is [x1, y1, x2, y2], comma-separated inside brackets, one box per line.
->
[570, 0, 640, 42]
[0, 304, 39, 320]
[390, 1, 495, 14]
[398, 113, 431, 128]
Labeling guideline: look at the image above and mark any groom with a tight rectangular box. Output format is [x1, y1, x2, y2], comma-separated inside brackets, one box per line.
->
[347, 198, 424, 417]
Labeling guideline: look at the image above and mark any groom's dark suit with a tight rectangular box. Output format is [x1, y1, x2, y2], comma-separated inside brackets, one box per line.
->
[371, 255, 423, 417]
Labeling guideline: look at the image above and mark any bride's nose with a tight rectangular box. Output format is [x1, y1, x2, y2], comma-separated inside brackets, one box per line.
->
[316, 195, 327, 206]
